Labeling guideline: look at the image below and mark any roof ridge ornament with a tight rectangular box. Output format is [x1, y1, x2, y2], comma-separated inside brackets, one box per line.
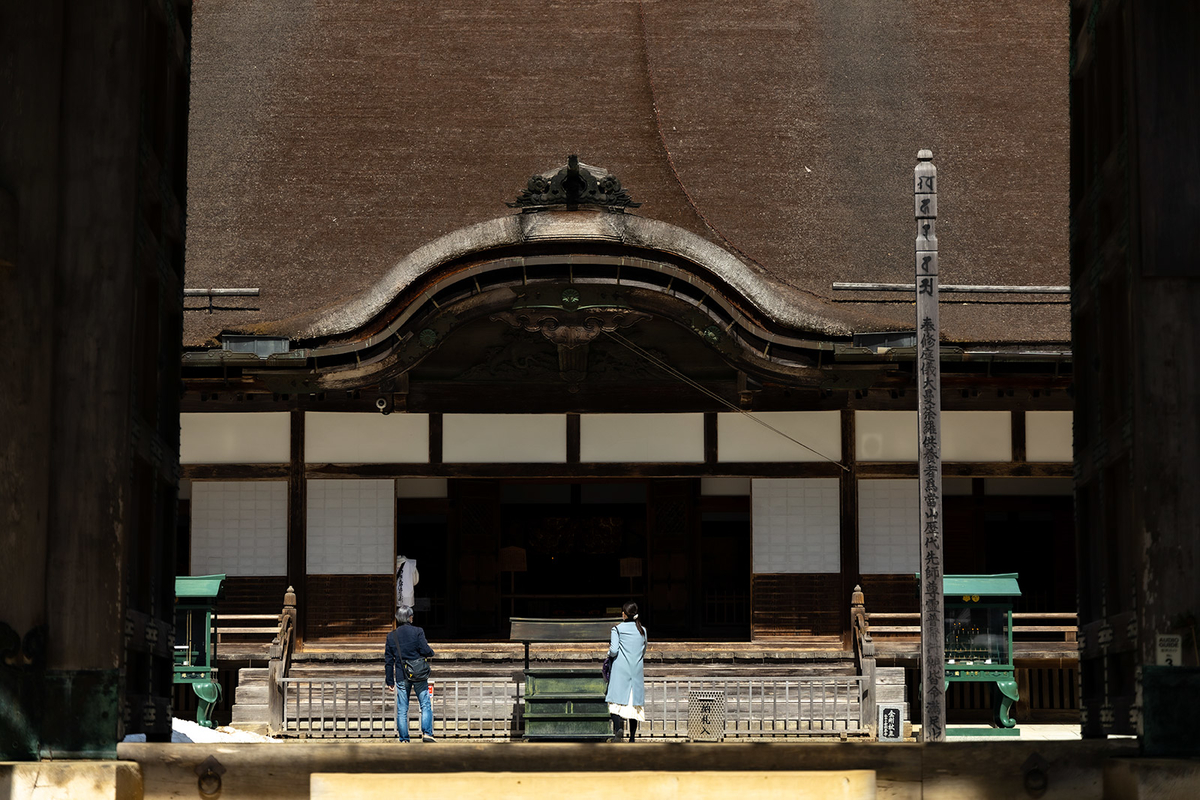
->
[507, 154, 641, 211]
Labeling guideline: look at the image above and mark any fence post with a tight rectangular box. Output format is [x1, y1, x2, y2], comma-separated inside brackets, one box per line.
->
[267, 585, 297, 735]
[851, 585, 877, 734]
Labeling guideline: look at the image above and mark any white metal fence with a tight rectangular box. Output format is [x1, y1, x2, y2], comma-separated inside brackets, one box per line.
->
[279, 675, 868, 739]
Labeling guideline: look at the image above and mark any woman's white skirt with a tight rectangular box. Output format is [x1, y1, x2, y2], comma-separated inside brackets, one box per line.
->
[608, 687, 646, 722]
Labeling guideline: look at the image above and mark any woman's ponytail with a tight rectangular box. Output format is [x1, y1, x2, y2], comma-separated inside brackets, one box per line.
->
[622, 600, 645, 638]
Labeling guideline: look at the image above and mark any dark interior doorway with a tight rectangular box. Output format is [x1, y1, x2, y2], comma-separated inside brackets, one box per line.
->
[499, 482, 648, 619]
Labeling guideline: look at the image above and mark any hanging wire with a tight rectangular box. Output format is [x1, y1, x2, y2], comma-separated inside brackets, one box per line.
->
[602, 330, 849, 471]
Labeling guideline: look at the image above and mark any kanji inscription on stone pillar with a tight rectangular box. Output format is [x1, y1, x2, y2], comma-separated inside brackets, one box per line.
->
[915, 149, 946, 742]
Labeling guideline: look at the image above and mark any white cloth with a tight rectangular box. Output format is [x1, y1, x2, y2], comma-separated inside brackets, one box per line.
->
[395, 557, 419, 609]
[608, 687, 646, 722]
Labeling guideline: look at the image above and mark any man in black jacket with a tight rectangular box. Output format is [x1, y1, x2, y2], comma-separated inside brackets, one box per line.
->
[384, 604, 436, 742]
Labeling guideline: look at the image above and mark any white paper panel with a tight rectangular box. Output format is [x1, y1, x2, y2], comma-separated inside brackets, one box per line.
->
[443, 414, 566, 463]
[943, 411, 1012, 462]
[855, 411, 917, 461]
[307, 480, 394, 574]
[306, 412, 428, 464]
[751, 478, 840, 573]
[580, 414, 704, 463]
[180, 412, 290, 464]
[190, 481, 287, 576]
[858, 479, 919, 575]
[1025, 411, 1073, 462]
[718, 411, 841, 462]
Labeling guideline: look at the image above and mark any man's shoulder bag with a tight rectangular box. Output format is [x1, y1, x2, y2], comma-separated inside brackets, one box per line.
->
[403, 656, 431, 682]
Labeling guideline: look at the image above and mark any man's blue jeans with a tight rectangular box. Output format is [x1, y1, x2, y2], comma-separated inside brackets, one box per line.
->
[395, 678, 432, 741]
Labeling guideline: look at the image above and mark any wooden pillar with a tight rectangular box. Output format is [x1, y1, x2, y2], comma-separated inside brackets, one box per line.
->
[703, 412, 718, 465]
[287, 409, 307, 643]
[1011, 410, 1027, 463]
[915, 149, 946, 741]
[567, 413, 581, 464]
[839, 409, 859, 647]
[428, 412, 443, 465]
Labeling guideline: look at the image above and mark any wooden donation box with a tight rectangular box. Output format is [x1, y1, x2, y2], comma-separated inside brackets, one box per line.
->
[943, 573, 1020, 731]
[174, 574, 226, 728]
[510, 617, 621, 741]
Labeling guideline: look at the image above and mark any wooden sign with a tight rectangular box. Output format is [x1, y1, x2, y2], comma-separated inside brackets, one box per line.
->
[1157, 634, 1183, 666]
[915, 149, 946, 742]
[878, 704, 905, 742]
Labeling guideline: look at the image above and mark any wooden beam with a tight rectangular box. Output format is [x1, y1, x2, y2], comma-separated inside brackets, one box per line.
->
[302, 461, 845, 479]
[181, 464, 289, 480]
[858, 462, 1072, 479]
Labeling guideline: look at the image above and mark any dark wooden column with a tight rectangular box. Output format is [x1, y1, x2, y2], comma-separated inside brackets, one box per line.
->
[1011, 410, 1027, 463]
[287, 409, 307, 643]
[703, 412, 718, 465]
[428, 412, 443, 465]
[839, 409, 860, 647]
[567, 413, 581, 463]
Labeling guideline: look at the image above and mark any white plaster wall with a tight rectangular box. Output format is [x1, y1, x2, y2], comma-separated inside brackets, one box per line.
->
[1025, 411, 1073, 462]
[190, 481, 287, 576]
[751, 478, 840, 573]
[943, 411, 1012, 462]
[856, 411, 917, 461]
[443, 414, 566, 463]
[856, 411, 1013, 462]
[307, 480, 394, 574]
[580, 414, 705, 463]
[858, 479, 919, 574]
[180, 412, 290, 464]
[718, 411, 841, 462]
[306, 412, 429, 463]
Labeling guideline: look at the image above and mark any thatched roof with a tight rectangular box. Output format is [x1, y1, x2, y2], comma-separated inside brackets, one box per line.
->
[184, 0, 1068, 348]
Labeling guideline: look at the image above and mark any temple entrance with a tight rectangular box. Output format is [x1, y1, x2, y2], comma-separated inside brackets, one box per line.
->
[401, 478, 751, 641]
[499, 482, 648, 619]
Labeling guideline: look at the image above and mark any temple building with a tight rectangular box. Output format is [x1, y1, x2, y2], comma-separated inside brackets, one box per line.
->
[178, 1, 1075, 660]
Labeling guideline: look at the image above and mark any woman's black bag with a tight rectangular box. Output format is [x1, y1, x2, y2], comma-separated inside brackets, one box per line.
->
[601, 655, 615, 683]
[403, 656, 431, 682]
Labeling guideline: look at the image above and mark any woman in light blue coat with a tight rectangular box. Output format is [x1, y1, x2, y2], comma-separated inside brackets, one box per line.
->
[605, 600, 647, 742]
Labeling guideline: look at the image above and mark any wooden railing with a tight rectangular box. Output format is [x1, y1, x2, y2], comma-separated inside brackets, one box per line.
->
[266, 586, 298, 735]
[215, 614, 281, 646]
[864, 610, 1079, 648]
[850, 585, 876, 728]
[276, 675, 869, 739]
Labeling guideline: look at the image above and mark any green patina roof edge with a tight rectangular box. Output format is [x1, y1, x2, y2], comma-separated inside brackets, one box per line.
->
[175, 573, 226, 599]
[943, 573, 1021, 597]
